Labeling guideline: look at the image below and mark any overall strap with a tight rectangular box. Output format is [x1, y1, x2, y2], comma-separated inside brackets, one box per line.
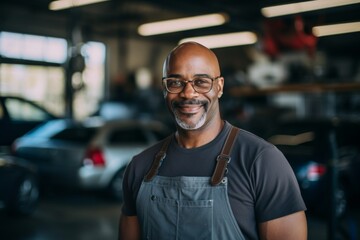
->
[144, 134, 173, 182]
[210, 126, 240, 186]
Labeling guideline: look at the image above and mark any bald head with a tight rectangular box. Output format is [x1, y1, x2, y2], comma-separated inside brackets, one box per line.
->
[162, 42, 221, 77]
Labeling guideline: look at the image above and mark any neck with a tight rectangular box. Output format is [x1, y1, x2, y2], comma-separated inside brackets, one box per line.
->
[176, 120, 224, 149]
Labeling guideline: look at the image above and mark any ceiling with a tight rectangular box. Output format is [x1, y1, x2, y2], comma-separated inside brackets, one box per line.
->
[0, 0, 359, 57]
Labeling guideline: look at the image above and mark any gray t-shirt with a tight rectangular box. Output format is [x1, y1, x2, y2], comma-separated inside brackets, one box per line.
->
[122, 121, 306, 240]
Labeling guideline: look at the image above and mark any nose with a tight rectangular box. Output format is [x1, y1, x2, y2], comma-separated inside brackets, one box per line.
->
[180, 81, 198, 97]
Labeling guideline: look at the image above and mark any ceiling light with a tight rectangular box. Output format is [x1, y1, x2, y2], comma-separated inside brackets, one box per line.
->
[312, 21, 360, 37]
[261, 0, 360, 18]
[138, 13, 228, 36]
[49, 0, 110, 11]
[268, 132, 315, 146]
[179, 32, 257, 49]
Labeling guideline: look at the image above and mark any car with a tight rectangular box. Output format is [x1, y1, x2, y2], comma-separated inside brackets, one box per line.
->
[0, 154, 39, 216]
[12, 117, 171, 201]
[265, 118, 360, 217]
[0, 95, 58, 148]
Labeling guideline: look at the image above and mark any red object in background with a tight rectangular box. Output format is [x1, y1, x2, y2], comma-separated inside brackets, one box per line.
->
[263, 15, 318, 57]
[84, 147, 106, 167]
[307, 163, 327, 181]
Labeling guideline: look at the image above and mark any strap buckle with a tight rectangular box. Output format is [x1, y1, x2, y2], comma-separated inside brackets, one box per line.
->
[211, 154, 231, 186]
[217, 154, 231, 163]
[155, 151, 166, 162]
[210, 126, 239, 186]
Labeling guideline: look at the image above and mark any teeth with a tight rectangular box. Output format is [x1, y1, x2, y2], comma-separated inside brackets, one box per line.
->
[180, 105, 202, 114]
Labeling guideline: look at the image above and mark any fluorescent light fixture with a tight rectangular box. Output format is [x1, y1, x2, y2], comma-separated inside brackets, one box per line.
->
[261, 0, 360, 18]
[138, 13, 228, 36]
[268, 132, 315, 146]
[312, 21, 360, 37]
[49, 0, 110, 11]
[179, 32, 257, 49]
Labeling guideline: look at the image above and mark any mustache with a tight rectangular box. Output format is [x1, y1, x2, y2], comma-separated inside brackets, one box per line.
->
[172, 99, 208, 108]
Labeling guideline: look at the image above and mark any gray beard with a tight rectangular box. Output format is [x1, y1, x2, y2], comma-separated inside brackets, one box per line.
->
[174, 110, 207, 130]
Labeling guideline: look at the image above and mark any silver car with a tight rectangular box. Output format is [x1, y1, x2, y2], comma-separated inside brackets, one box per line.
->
[12, 117, 171, 200]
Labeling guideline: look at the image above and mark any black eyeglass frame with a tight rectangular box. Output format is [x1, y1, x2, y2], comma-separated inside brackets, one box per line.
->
[162, 76, 221, 94]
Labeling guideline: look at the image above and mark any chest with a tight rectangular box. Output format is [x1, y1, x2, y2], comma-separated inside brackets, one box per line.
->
[158, 145, 221, 177]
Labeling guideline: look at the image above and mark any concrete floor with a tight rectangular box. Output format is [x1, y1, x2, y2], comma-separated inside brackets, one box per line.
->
[0, 188, 121, 240]
[0, 187, 359, 240]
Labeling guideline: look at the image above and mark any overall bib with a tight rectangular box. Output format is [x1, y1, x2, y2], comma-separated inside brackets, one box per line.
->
[136, 127, 246, 240]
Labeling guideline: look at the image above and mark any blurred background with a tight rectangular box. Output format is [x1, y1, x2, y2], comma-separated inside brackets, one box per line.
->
[0, 0, 359, 239]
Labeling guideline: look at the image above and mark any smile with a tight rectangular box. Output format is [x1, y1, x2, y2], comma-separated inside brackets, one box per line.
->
[177, 104, 203, 114]
[172, 99, 208, 115]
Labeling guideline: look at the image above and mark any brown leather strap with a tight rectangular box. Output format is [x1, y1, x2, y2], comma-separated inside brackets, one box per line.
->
[144, 126, 240, 185]
[210, 126, 240, 186]
[144, 135, 173, 182]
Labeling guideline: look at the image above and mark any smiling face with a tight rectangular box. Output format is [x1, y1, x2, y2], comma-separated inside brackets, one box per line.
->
[162, 42, 224, 131]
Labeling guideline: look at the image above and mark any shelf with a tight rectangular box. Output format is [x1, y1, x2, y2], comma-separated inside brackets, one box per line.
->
[228, 82, 360, 97]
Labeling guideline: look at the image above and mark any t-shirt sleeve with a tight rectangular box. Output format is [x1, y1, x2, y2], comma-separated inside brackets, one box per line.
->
[121, 160, 137, 216]
[252, 145, 306, 222]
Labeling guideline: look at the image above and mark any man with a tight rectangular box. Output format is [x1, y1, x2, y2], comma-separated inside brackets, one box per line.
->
[119, 42, 307, 240]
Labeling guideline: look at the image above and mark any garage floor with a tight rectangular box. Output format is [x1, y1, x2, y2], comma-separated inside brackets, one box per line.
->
[0, 187, 359, 240]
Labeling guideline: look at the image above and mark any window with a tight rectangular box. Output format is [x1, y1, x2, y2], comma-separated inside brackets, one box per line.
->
[74, 41, 106, 119]
[0, 64, 65, 116]
[0, 31, 106, 120]
[0, 32, 67, 63]
[52, 127, 98, 143]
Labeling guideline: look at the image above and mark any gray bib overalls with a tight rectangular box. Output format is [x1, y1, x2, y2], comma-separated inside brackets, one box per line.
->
[136, 127, 246, 240]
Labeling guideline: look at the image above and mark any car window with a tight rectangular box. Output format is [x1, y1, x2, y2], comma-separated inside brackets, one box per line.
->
[4, 98, 50, 121]
[51, 127, 98, 143]
[109, 128, 147, 144]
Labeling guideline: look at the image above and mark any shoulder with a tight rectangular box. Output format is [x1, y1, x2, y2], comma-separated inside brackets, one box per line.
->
[127, 135, 174, 177]
[236, 127, 273, 148]
[229, 125, 288, 177]
[229, 126, 306, 221]
[233, 126, 281, 159]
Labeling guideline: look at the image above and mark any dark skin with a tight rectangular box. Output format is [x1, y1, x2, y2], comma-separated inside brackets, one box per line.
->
[162, 41, 225, 148]
[119, 42, 307, 240]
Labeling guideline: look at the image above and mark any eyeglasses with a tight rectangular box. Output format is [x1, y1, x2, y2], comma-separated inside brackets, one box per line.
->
[162, 76, 221, 94]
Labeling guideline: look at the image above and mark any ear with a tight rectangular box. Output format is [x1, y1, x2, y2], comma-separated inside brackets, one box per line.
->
[163, 89, 168, 98]
[217, 77, 224, 98]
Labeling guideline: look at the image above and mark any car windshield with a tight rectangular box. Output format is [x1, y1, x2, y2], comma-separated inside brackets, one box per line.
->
[51, 126, 98, 143]
[3, 97, 53, 121]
